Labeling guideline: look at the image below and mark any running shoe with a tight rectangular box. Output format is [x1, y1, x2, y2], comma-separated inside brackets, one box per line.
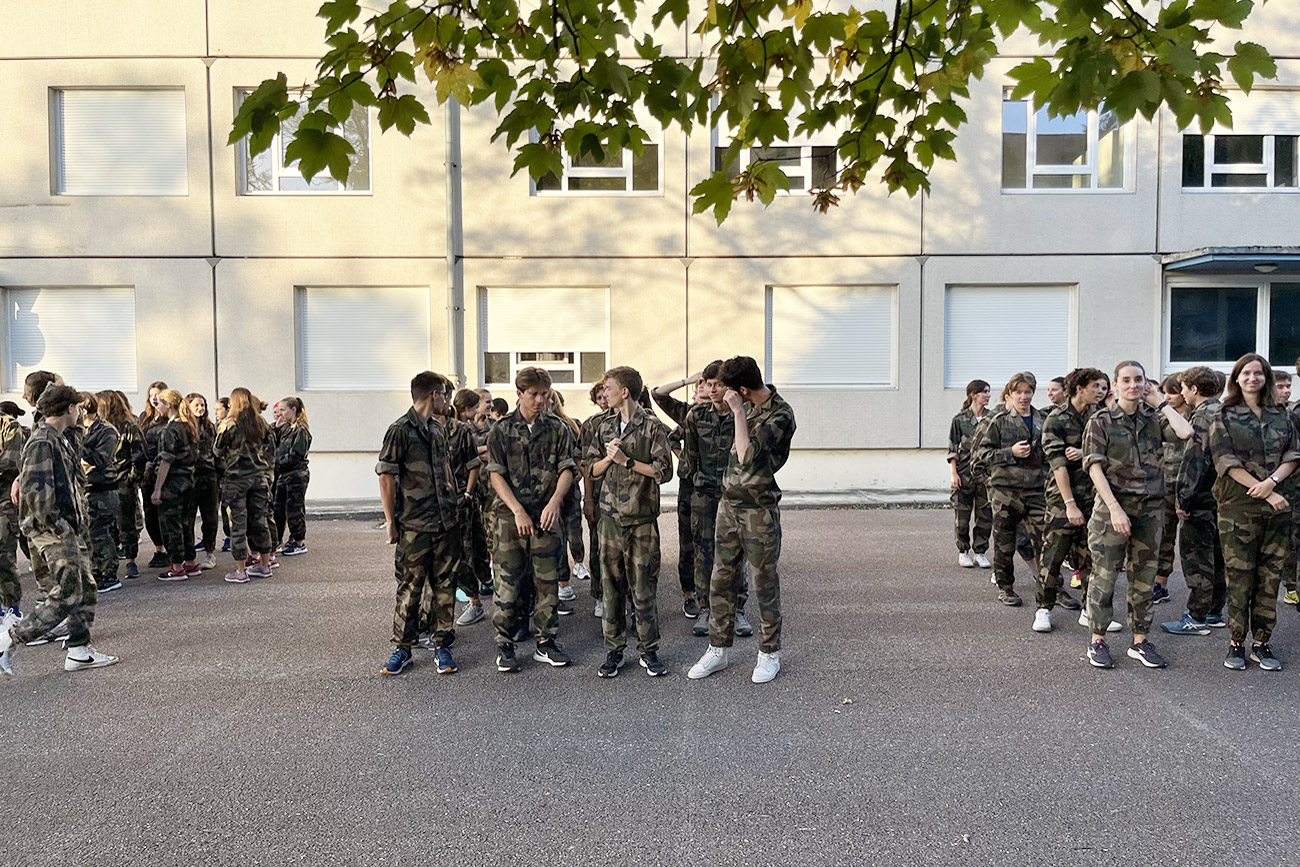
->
[223, 569, 250, 584]
[455, 602, 485, 626]
[281, 541, 307, 556]
[247, 563, 272, 579]
[381, 647, 412, 675]
[958, 551, 975, 568]
[735, 611, 754, 636]
[147, 552, 170, 568]
[1152, 583, 1171, 605]
[640, 651, 668, 677]
[434, 646, 457, 674]
[683, 596, 701, 619]
[98, 576, 123, 593]
[573, 563, 591, 581]
[1160, 612, 1211, 636]
[1127, 640, 1168, 669]
[64, 647, 120, 672]
[532, 642, 571, 667]
[125, 562, 140, 579]
[1224, 643, 1247, 670]
[496, 647, 520, 673]
[1087, 639, 1114, 669]
[157, 567, 189, 582]
[1250, 643, 1282, 671]
[1284, 590, 1299, 606]
[598, 651, 624, 678]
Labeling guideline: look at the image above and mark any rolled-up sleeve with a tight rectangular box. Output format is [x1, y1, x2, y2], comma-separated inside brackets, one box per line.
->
[375, 425, 404, 476]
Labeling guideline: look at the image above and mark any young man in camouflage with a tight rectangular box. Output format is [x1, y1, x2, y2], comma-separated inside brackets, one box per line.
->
[580, 383, 610, 616]
[688, 356, 796, 685]
[1162, 366, 1227, 636]
[652, 372, 703, 619]
[79, 392, 123, 593]
[377, 371, 462, 677]
[0, 402, 30, 619]
[486, 366, 577, 672]
[0, 385, 118, 675]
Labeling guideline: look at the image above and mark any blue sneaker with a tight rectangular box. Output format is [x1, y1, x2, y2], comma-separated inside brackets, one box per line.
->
[1160, 612, 1211, 636]
[1204, 613, 1227, 629]
[434, 646, 457, 675]
[1152, 582, 1170, 605]
[281, 541, 307, 556]
[381, 647, 413, 676]
[220, 537, 231, 553]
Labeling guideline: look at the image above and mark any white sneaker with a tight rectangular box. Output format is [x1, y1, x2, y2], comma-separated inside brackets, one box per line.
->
[751, 650, 780, 683]
[1032, 608, 1052, 633]
[1078, 612, 1123, 632]
[573, 563, 591, 581]
[64, 647, 119, 672]
[593, 600, 604, 619]
[958, 551, 975, 568]
[558, 585, 576, 602]
[200, 553, 218, 570]
[687, 646, 729, 680]
[974, 553, 991, 569]
[0, 609, 18, 676]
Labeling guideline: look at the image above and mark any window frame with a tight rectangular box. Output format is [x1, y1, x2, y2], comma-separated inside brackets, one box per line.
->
[711, 119, 840, 197]
[1182, 133, 1299, 193]
[478, 286, 611, 387]
[1160, 275, 1300, 372]
[1000, 88, 1135, 194]
[235, 89, 373, 197]
[528, 133, 663, 198]
[764, 284, 899, 390]
[294, 285, 432, 391]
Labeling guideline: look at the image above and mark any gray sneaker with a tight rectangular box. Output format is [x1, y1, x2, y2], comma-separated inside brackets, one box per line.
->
[735, 611, 754, 638]
[692, 609, 710, 637]
[455, 601, 485, 626]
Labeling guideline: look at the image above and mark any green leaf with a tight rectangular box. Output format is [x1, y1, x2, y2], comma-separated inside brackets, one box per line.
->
[228, 73, 290, 152]
[512, 141, 564, 180]
[1227, 41, 1277, 93]
[317, 0, 361, 32]
[690, 172, 735, 224]
[284, 127, 354, 184]
[377, 93, 432, 135]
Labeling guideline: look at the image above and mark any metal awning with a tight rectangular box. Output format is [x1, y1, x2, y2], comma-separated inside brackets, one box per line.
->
[1163, 246, 1300, 274]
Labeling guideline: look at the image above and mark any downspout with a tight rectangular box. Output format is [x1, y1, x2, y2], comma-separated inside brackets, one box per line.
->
[445, 98, 466, 385]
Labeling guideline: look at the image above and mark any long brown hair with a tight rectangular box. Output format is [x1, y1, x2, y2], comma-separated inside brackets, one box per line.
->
[1223, 353, 1278, 407]
[227, 387, 269, 446]
[185, 392, 216, 437]
[280, 396, 309, 431]
[139, 380, 169, 428]
[547, 391, 580, 436]
[97, 390, 134, 430]
[961, 379, 990, 412]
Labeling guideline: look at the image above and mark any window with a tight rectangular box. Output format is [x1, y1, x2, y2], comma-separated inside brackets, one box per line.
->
[533, 143, 660, 195]
[717, 144, 838, 191]
[1001, 90, 1130, 191]
[944, 285, 1073, 388]
[480, 287, 608, 386]
[238, 91, 371, 194]
[1166, 281, 1300, 368]
[6, 287, 137, 390]
[1182, 134, 1298, 189]
[297, 286, 429, 389]
[766, 285, 896, 387]
[52, 89, 188, 196]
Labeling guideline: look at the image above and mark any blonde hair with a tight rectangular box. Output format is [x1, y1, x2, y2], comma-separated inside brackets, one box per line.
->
[158, 388, 199, 443]
[280, 396, 309, 431]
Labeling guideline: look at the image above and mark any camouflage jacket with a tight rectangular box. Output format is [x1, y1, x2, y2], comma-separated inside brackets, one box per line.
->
[653, 392, 693, 481]
[652, 391, 691, 427]
[1175, 398, 1221, 513]
[485, 409, 577, 518]
[81, 418, 121, 489]
[580, 409, 612, 501]
[275, 422, 312, 474]
[946, 408, 983, 484]
[1041, 402, 1094, 507]
[19, 422, 86, 537]
[974, 405, 1046, 491]
[142, 418, 166, 464]
[376, 407, 460, 534]
[445, 418, 482, 493]
[214, 419, 274, 481]
[1209, 401, 1300, 514]
[1082, 403, 1174, 499]
[0, 412, 29, 488]
[1160, 409, 1190, 491]
[683, 402, 733, 494]
[722, 388, 797, 509]
[158, 419, 198, 477]
[113, 417, 146, 485]
[194, 422, 217, 476]
[584, 405, 673, 526]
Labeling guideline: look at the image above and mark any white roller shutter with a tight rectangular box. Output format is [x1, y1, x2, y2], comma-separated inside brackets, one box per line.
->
[1212, 89, 1300, 135]
[298, 286, 430, 390]
[56, 89, 188, 196]
[768, 285, 896, 386]
[480, 287, 608, 351]
[7, 287, 138, 391]
[944, 285, 1072, 389]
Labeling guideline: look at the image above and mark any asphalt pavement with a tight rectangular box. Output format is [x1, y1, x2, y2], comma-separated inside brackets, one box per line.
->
[5, 509, 1299, 866]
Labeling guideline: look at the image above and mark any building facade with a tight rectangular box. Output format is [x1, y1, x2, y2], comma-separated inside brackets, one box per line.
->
[3, 1, 1300, 501]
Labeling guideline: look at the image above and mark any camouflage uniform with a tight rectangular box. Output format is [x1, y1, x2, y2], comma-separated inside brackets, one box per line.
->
[684, 400, 744, 611]
[265, 424, 283, 550]
[444, 417, 482, 599]
[586, 406, 673, 653]
[0, 412, 29, 610]
[273, 422, 312, 544]
[81, 417, 121, 584]
[485, 409, 577, 652]
[8, 424, 98, 648]
[653, 391, 696, 597]
[1287, 402, 1300, 595]
[580, 409, 612, 599]
[190, 422, 220, 553]
[213, 420, 274, 559]
[113, 418, 145, 560]
[156, 419, 198, 564]
[1082, 403, 1174, 636]
[141, 419, 166, 550]
[470, 422, 493, 594]
[1037, 402, 1094, 609]
[1158, 424, 1189, 576]
[974, 405, 1047, 593]
[556, 420, 585, 585]
[377, 408, 461, 650]
[1209, 402, 1300, 645]
[947, 408, 991, 555]
[1175, 398, 1227, 621]
[709, 389, 797, 654]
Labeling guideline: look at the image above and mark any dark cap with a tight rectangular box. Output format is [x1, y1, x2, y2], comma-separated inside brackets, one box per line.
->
[0, 400, 25, 418]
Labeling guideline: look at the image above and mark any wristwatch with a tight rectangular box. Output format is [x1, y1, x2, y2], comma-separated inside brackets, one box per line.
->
[624, 457, 634, 469]
[1270, 474, 1281, 484]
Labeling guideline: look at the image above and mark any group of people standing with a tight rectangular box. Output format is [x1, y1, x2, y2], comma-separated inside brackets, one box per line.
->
[377, 356, 797, 683]
[0, 370, 314, 675]
[948, 354, 1300, 671]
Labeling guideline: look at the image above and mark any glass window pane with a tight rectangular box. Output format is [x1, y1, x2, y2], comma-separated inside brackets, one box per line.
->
[580, 352, 606, 383]
[547, 369, 575, 383]
[569, 176, 626, 191]
[715, 146, 740, 179]
[810, 146, 837, 187]
[751, 146, 801, 167]
[1275, 136, 1297, 188]
[520, 352, 573, 363]
[244, 147, 272, 192]
[1032, 174, 1089, 189]
[1169, 286, 1257, 363]
[1211, 173, 1268, 187]
[1269, 283, 1300, 368]
[1213, 135, 1264, 165]
[572, 148, 622, 169]
[1097, 112, 1125, 188]
[484, 352, 510, 384]
[340, 105, 370, 191]
[535, 172, 561, 191]
[632, 144, 659, 191]
[1182, 135, 1205, 187]
[1035, 108, 1088, 167]
[1002, 131, 1027, 188]
[1001, 98, 1027, 135]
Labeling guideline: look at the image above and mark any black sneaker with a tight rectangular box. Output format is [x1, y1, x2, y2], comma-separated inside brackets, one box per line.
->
[1087, 638, 1114, 669]
[683, 597, 700, 619]
[124, 562, 140, 579]
[1057, 590, 1082, 611]
[147, 552, 170, 568]
[1224, 643, 1247, 670]
[557, 598, 575, 616]
[639, 651, 667, 677]
[998, 589, 1023, 607]
[597, 651, 624, 678]
[1250, 643, 1282, 671]
[533, 642, 571, 667]
[1152, 582, 1171, 605]
[496, 647, 520, 673]
[1127, 639, 1168, 669]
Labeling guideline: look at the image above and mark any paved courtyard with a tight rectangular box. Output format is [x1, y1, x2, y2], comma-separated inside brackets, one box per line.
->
[6, 509, 1298, 866]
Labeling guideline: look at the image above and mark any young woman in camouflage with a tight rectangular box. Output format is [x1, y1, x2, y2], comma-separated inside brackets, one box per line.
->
[1081, 361, 1192, 670]
[1152, 374, 1191, 607]
[214, 388, 275, 584]
[273, 396, 312, 557]
[138, 380, 170, 568]
[580, 382, 611, 615]
[99, 391, 146, 580]
[78, 392, 122, 593]
[185, 393, 220, 569]
[947, 379, 992, 570]
[1209, 353, 1299, 672]
[151, 389, 200, 581]
[0, 402, 29, 618]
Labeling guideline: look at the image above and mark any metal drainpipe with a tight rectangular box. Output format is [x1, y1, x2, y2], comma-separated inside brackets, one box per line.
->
[445, 98, 466, 386]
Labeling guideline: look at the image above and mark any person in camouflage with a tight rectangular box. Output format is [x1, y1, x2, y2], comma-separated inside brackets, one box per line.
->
[586, 366, 674, 677]
[1082, 361, 1192, 670]
[1209, 353, 1300, 672]
[947, 379, 992, 569]
[652, 372, 707, 618]
[1152, 374, 1191, 606]
[973, 372, 1046, 607]
[151, 389, 200, 580]
[547, 390, 584, 616]
[0, 385, 119, 675]
[185, 394, 220, 567]
[139, 381, 170, 568]
[214, 387, 275, 583]
[1289, 375, 1300, 606]
[1161, 366, 1227, 636]
[486, 366, 578, 673]
[78, 392, 122, 593]
[98, 391, 146, 579]
[688, 356, 796, 685]
[0, 402, 29, 616]
[1032, 368, 1105, 632]
[580, 384, 611, 612]
[443, 388, 487, 628]
[273, 396, 312, 555]
[376, 371, 462, 677]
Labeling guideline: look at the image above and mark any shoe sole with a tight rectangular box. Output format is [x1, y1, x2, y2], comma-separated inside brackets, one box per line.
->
[497, 661, 520, 673]
[687, 663, 727, 680]
[692, 628, 709, 637]
[1032, 624, 1052, 633]
[157, 575, 189, 582]
[684, 610, 700, 619]
[455, 614, 485, 626]
[98, 583, 123, 593]
[1087, 655, 1113, 669]
[1223, 660, 1246, 670]
[557, 608, 575, 616]
[1248, 654, 1282, 671]
[597, 660, 625, 678]
[282, 549, 307, 556]
[1126, 648, 1167, 669]
[381, 662, 412, 675]
[1000, 598, 1023, 607]
[64, 658, 119, 672]
[532, 652, 570, 667]
[1160, 624, 1211, 636]
[437, 665, 457, 675]
[752, 669, 778, 684]
[640, 658, 667, 677]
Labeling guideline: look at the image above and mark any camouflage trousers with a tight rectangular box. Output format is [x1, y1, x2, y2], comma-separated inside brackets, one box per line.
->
[189, 471, 220, 553]
[1157, 489, 1180, 577]
[116, 480, 142, 560]
[988, 486, 1045, 592]
[598, 517, 661, 654]
[691, 487, 748, 610]
[392, 527, 459, 648]
[951, 482, 991, 554]
[273, 469, 309, 545]
[0, 497, 20, 610]
[1219, 506, 1290, 645]
[676, 476, 695, 595]
[454, 495, 488, 599]
[557, 482, 584, 584]
[709, 501, 782, 654]
[222, 474, 271, 560]
[142, 469, 163, 549]
[87, 489, 120, 583]
[9, 532, 96, 649]
[158, 472, 196, 564]
[492, 510, 562, 650]
[1180, 505, 1226, 622]
[1086, 494, 1163, 636]
[1036, 499, 1093, 610]
[1287, 507, 1300, 594]
[585, 507, 603, 601]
